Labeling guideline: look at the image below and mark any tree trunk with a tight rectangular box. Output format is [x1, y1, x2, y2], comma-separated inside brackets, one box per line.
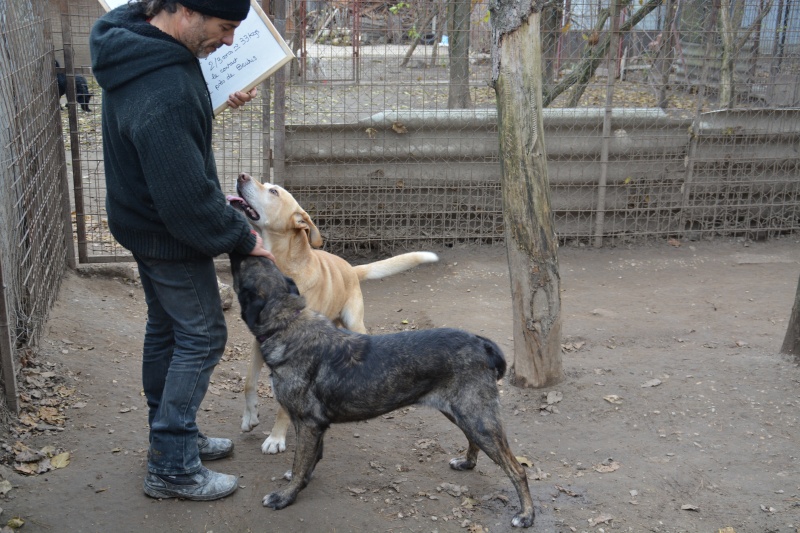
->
[491, 0, 563, 388]
[781, 274, 800, 355]
[719, 0, 735, 108]
[448, 0, 473, 108]
[541, 0, 563, 86]
[653, 0, 677, 109]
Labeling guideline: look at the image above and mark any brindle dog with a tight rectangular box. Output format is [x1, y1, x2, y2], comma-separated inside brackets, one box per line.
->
[230, 254, 535, 528]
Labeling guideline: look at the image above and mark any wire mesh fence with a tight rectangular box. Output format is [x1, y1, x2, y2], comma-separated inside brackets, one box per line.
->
[45, 0, 800, 261]
[0, 0, 72, 412]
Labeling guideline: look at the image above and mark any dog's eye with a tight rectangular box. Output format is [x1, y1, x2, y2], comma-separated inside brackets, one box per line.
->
[269, 188, 279, 196]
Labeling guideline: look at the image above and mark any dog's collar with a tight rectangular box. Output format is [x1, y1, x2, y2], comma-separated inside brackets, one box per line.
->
[255, 310, 302, 343]
[255, 332, 273, 343]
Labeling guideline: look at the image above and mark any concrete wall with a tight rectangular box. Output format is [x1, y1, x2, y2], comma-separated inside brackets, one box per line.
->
[284, 108, 800, 248]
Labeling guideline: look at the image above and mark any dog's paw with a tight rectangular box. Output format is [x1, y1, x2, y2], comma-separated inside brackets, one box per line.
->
[263, 489, 296, 510]
[449, 457, 476, 471]
[511, 511, 535, 528]
[261, 435, 287, 454]
[241, 411, 260, 432]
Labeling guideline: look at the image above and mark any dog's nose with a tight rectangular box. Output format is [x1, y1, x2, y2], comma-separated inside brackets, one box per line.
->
[238, 172, 251, 183]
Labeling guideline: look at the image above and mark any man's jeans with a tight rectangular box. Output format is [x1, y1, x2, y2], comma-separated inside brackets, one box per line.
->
[134, 255, 226, 476]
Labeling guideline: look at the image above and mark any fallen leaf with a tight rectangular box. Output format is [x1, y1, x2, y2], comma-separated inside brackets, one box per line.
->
[365, 127, 377, 139]
[717, 528, 736, 533]
[516, 456, 533, 467]
[490, 493, 509, 504]
[14, 448, 43, 463]
[588, 513, 613, 526]
[439, 483, 468, 497]
[681, 504, 700, 511]
[0, 480, 12, 496]
[348, 487, 366, 495]
[668, 238, 682, 247]
[545, 391, 563, 404]
[391, 121, 408, 134]
[7, 517, 24, 529]
[13, 463, 37, 476]
[555, 485, 579, 497]
[461, 497, 478, 509]
[604, 394, 623, 404]
[641, 379, 662, 388]
[593, 460, 620, 473]
[50, 452, 70, 469]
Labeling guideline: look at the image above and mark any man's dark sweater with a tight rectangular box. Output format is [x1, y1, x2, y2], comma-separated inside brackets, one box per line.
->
[90, 5, 256, 260]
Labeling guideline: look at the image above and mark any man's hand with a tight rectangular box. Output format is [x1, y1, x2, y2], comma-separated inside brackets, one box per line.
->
[249, 230, 275, 261]
[228, 87, 258, 109]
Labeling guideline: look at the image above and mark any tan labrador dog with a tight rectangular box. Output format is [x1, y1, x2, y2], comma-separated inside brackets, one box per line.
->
[228, 172, 438, 454]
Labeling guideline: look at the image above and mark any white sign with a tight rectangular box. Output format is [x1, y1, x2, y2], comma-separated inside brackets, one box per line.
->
[98, 0, 293, 115]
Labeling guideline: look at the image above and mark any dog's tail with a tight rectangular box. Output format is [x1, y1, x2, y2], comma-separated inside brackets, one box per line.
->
[478, 335, 507, 380]
[353, 252, 438, 281]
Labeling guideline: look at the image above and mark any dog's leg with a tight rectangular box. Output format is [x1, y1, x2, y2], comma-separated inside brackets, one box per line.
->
[341, 294, 367, 334]
[263, 422, 325, 509]
[261, 405, 291, 454]
[449, 441, 480, 471]
[480, 433, 535, 528]
[241, 340, 263, 432]
[446, 409, 535, 528]
[441, 412, 480, 469]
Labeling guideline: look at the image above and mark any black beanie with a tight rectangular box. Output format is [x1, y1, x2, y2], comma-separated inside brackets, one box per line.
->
[179, 0, 250, 21]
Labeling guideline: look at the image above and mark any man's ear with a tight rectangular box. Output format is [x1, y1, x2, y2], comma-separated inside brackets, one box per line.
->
[292, 210, 323, 248]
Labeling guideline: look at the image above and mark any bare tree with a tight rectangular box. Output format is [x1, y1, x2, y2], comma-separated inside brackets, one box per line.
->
[447, 0, 473, 108]
[650, 0, 677, 109]
[543, 0, 663, 108]
[491, 0, 563, 387]
[718, 0, 773, 108]
[541, 0, 565, 87]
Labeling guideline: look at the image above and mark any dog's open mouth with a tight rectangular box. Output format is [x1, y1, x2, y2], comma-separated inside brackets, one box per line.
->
[227, 195, 260, 221]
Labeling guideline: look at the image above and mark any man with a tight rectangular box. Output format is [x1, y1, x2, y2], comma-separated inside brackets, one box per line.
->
[90, 0, 273, 501]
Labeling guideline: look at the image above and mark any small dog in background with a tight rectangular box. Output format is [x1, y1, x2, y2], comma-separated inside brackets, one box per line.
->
[304, 56, 326, 82]
[54, 60, 92, 112]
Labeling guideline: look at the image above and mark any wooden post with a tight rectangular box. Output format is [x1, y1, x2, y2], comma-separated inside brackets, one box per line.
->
[261, 0, 272, 182]
[59, 0, 88, 263]
[492, 0, 563, 387]
[0, 261, 19, 414]
[272, 0, 287, 186]
[594, 0, 622, 248]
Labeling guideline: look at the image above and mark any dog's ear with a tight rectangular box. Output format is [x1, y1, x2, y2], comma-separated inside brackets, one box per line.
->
[229, 252, 245, 291]
[292, 210, 323, 248]
[240, 292, 267, 334]
[285, 276, 300, 296]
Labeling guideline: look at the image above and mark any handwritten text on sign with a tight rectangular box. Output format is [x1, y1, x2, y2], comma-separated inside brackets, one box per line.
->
[98, 0, 293, 114]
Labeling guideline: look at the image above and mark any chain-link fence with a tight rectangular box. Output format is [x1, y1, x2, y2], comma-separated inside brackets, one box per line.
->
[48, 0, 800, 261]
[0, 0, 72, 413]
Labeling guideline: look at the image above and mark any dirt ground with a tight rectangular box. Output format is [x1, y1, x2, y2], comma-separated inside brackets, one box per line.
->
[3, 237, 800, 533]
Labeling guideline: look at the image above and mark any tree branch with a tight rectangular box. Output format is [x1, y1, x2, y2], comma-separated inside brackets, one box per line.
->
[543, 0, 663, 107]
